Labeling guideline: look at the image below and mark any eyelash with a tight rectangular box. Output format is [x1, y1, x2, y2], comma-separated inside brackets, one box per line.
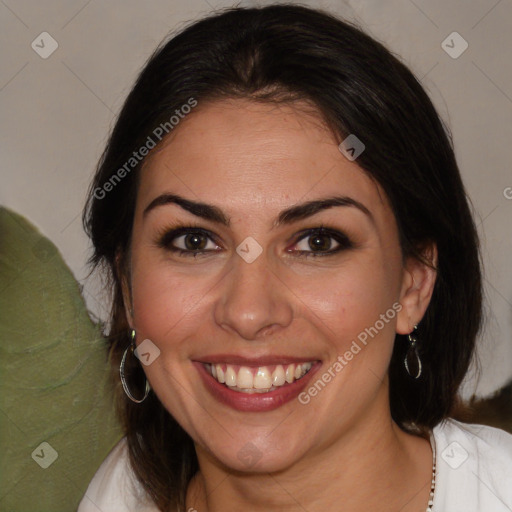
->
[155, 223, 353, 259]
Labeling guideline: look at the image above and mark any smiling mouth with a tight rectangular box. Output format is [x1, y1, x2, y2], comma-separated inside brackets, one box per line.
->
[202, 362, 315, 394]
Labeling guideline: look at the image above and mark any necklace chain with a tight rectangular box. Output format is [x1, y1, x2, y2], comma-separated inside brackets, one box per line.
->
[425, 433, 437, 512]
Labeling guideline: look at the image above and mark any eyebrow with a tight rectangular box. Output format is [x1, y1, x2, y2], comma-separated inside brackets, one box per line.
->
[142, 193, 374, 227]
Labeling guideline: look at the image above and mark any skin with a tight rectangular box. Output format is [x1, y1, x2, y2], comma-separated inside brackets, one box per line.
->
[121, 98, 438, 512]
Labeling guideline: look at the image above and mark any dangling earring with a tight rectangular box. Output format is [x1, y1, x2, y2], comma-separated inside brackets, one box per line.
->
[404, 324, 422, 379]
[120, 328, 150, 403]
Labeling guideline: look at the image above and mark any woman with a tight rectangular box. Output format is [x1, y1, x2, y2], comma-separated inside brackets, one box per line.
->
[78, 4, 512, 511]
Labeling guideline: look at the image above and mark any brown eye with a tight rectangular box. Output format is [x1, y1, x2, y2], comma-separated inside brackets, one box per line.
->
[307, 233, 336, 252]
[291, 227, 352, 257]
[294, 233, 340, 253]
[157, 227, 221, 257]
[181, 232, 208, 251]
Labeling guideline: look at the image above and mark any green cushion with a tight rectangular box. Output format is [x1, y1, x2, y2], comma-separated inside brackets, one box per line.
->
[0, 206, 122, 511]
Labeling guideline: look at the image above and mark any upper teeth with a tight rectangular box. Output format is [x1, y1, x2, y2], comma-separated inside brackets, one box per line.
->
[206, 362, 313, 393]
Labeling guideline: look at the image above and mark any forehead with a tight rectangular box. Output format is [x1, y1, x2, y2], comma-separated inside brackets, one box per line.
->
[137, 98, 390, 224]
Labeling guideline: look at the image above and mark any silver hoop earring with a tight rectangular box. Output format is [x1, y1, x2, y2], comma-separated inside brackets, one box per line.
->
[120, 329, 150, 403]
[404, 324, 422, 379]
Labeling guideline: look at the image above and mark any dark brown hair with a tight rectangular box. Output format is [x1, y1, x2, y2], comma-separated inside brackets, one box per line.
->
[83, 4, 483, 510]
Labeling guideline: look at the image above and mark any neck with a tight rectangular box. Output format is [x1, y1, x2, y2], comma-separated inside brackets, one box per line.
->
[186, 389, 433, 512]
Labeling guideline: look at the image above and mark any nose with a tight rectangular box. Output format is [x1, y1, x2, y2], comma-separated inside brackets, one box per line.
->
[213, 248, 294, 341]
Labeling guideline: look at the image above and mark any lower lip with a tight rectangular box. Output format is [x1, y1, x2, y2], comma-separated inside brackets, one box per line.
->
[193, 361, 321, 412]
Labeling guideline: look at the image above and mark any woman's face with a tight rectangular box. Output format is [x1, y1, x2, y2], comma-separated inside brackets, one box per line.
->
[124, 98, 430, 472]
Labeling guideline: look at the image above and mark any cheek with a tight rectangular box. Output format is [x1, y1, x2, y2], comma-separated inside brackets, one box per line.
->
[128, 260, 215, 416]
[295, 257, 400, 346]
[129, 255, 212, 349]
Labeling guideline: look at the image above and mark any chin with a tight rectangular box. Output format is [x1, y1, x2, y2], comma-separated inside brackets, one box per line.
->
[203, 433, 310, 474]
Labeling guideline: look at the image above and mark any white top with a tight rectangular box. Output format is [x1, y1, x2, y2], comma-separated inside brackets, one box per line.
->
[78, 419, 512, 511]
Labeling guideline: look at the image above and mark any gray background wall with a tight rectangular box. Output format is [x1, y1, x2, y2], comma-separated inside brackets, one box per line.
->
[1, 0, 511, 399]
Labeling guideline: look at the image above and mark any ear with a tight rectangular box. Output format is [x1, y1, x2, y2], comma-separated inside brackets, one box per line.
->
[115, 250, 134, 329]
[396, 242, 438, 335]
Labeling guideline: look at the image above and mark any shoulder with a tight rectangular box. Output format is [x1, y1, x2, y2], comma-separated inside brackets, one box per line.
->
[433, 418, 512, 512]
[77, 437, 159, 512]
